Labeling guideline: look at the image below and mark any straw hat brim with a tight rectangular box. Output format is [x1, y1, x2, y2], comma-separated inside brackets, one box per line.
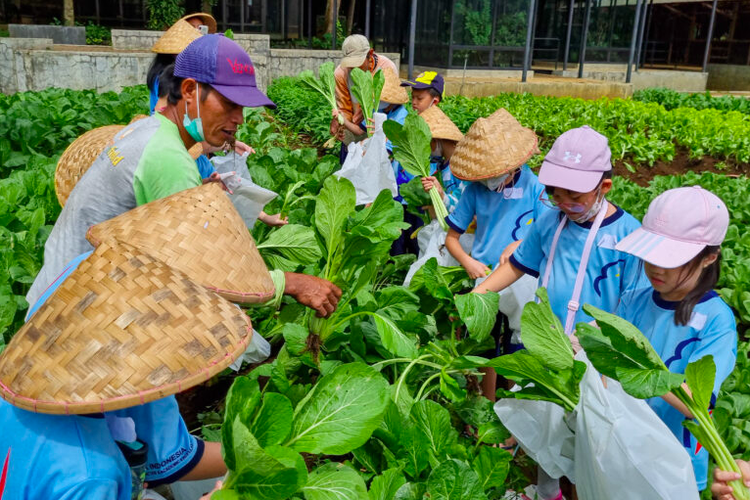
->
[379, 68, 409, 105]
[55, 125, 125, 207]
[179, 12, 218, 34]
[450, 111, 538, 181]
[0, 240, 252, 414]
[420, 105, 463, 143]
[86, 183, 275, 304]
[188, 142, 204, 160]
[151, 19, 202, 54]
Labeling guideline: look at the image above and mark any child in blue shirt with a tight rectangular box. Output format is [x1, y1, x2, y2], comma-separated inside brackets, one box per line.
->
[475, 125, 646, 500]
[1, 246, 234, 499]
[614, 186, 737, 492]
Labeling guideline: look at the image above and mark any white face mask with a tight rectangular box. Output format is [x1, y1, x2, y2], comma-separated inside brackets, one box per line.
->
[481, 173, 510, 192]
[569, 191, 606, 223]
[432, 139, 444, 158]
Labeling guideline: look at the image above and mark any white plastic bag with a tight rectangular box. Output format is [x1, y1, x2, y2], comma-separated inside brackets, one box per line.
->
[335, 112, 398, 205]
[210, 152, 278, 228]
[494, 394, 576, 481]
[230, 327, 271, 371]
[574, 354, 699, 500]
[403, 219, 474, 286]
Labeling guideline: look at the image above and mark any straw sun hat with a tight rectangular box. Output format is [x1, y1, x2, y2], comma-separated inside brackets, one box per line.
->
[87, 182, 275, 304]
[151, 19, 202, 54]
[449, 108, 538, 181]
[419, 105, 463, 143]
[55, 125, 124, 207]
[0, 239, 253, 414]
[179, 12, 218, 34]
[379, 68, 408, 105]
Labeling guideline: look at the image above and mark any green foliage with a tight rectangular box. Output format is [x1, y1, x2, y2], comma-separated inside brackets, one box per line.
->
[145, 0, 185, 30]
[350, 68, 385, 132]
[84, 22, 111, 45]
[634, 87, 750, 115]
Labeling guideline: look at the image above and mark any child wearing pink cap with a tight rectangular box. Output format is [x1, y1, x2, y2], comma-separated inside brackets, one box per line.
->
[614, 186, 737, 492]
[475, 125, 646, 500]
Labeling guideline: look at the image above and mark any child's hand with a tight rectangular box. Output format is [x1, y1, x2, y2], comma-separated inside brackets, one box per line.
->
[712, 460, 750, 500]
[499, 240, 522, 266]
[259, 212, 289, 227]
[199, 481, 222, 500]
[421, 176, 445, 197]
[463, 258, 491, 280]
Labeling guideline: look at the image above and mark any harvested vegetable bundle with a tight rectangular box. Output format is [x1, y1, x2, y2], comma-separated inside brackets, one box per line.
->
[577, 306, 750, 500]
[384, 113, 450, 231]
[299, 62, 342, 148]
[350, 67, 385, 136]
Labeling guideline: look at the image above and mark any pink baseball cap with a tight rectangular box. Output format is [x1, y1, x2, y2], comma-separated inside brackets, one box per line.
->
[616, 186, 729, 268]
[539, 125, 612, 193]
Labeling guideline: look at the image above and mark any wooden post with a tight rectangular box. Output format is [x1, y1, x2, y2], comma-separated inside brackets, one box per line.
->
[63, 0, 74, 26]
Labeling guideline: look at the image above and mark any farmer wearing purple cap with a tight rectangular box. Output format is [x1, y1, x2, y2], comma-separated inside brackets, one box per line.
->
[615, 187, 737, 493]
[28, 34, 342, 322]
[474, 125, 647, 500]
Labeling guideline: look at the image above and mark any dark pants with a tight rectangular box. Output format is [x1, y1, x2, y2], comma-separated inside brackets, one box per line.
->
[390, 207, 424, 256]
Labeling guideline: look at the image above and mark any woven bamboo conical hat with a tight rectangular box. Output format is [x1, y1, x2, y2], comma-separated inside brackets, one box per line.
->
[188, 142, 204, 160]
[420, 105, 463, 143]
[129, 114, 149, 125]
[379, 68, 409, 105]
[0, 240, 252, 415]
[450, 110, 538, 181]
[86, 183, 275, 304]
[55, 125, 125, 207]
[179, 12, 217, 34]
[151, 19, 202, 54]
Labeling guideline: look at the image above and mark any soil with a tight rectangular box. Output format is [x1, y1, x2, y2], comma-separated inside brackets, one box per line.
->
[612, 147, 750, 186]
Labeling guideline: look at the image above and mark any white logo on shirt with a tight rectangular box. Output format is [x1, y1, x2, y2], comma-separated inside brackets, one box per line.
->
[688, 312, 707, 330]
[597, 234, 619, 249]
[563, 151, 582, 163]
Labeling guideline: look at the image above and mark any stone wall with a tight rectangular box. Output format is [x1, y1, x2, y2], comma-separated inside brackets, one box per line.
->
[8, 24, 86, 45]
[706, 64, 750, 91]
[111, 29, 271, 56]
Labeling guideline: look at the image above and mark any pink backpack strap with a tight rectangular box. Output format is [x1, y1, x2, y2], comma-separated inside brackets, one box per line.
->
[542, 202, 610, 334]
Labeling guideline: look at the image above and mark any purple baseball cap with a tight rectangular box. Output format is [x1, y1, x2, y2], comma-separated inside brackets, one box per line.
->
[401, 71, 445, 98]
[175, 34, 276, 109]
[538, 125, 611, 192]
[616, 186, 729, 268]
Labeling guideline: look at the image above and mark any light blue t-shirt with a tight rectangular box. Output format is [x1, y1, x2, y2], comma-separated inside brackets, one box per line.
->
[196, 154, 215, 179]
[10, 252, 204, 497]
[0, 401, 131, 500]
[447, 166, 548, 267]
[616, 287, 738, 491]
[509, 203, 647, 325]
[431, 159, 467, 213]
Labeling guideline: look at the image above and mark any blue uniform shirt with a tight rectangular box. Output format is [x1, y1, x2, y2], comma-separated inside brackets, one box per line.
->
[616, 288, 738, 490]
[431, 158, 467, 214]
[196, 154, 215, 179]
[8, 252, 204, 498]
[509, 203, 647, 324]
[447, 166, 548, 267]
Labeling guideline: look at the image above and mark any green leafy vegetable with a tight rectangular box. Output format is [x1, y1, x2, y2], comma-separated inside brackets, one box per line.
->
[350, 68, 385, 135]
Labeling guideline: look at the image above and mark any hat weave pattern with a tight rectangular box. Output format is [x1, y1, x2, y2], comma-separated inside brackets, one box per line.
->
[420, 105, 463, 142]
[87, 183, 275, 304]
[151, 19, 202, 54]
[55, 125, 124, 207]
[379, 68, 408, 104]
[0, 240, 252, 414]
[450, 109, 538, 181]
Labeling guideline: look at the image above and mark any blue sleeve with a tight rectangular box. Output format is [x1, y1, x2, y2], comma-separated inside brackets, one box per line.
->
[119, 397, 204, 485]
[26, 251, 93, 320]
[446, 184, 476, 233]
[195, 154, 216, 179]
[688, 309, 738, 401]
[620, 253, 649, 294]
[59, 480, 123, 500]
[385, 106, 408, 152]
[509, 215, 546, 277]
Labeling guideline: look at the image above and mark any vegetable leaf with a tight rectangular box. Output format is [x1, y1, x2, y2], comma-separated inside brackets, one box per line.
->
[383, 113, 432, 178]
[303, 462, 369, 500]
[472, 446, 512, 491]
[368, 467, 407, 500]
[685, 355, 717, 412]
[427, 459, 488, 500]
[251, 392, 294, 448]
[257, 224, 322, 271]
[456, 292, 499, 343]
[520, 288, 573, 371]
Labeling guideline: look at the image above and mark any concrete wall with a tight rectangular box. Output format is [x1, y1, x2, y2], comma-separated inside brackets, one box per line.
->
[9, 24, 86, 45]
[0, 32, 400, 95]
[553, 67, 708, 92]
[706, 64, 750, 91]
[445, 78, 632, 100]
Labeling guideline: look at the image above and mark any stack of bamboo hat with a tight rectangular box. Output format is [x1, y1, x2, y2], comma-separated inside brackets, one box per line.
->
[0, 182, 273, 414]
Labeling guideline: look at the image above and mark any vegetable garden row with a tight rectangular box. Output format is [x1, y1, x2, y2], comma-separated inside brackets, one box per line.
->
[1, 82, 750, 498]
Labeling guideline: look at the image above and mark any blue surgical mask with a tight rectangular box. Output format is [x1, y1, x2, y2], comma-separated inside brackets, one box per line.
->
[183, 87, 205, 142]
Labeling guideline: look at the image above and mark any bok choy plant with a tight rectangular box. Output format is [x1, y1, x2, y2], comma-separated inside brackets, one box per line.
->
[298, 62, 342, 148]
[384, 113, 450, 231]
[349, 67, 385, 136]
[576, 305, 750, 500]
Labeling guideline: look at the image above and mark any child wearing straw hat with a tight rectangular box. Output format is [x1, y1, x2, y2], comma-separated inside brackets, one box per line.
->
[613, 186, 736, 492]
[418, 104, 466, 214]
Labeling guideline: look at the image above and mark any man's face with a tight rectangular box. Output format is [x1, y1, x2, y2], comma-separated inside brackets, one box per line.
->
[186, 84, 244, 147]
[411, 88, 439, 114]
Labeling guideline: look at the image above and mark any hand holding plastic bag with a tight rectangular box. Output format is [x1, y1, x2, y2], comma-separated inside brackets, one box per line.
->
[335, 112, 398, 206]
[211, 152, 278, 228]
